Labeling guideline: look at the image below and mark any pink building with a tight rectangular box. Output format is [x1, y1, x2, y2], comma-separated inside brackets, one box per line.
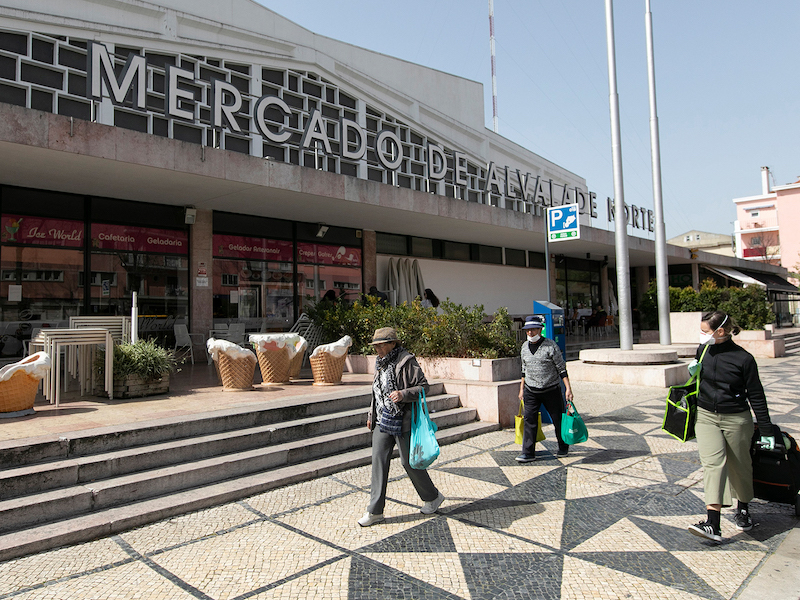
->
[733, 167, 800, 325]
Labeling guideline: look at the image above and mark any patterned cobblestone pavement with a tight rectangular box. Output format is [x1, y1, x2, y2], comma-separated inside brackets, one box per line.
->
[1, 358, 798, 599]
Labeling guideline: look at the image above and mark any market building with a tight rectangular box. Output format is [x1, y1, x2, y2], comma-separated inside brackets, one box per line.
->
[0, 0, 794, 362]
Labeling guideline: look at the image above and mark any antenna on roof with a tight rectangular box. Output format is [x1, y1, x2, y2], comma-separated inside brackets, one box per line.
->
[488, 0, 499, 133]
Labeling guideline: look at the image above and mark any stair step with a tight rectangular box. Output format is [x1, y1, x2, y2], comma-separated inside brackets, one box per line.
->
[0, 384, 450, 469]
[0, 406, 478, 533]
[0, 420, 498, 563]
[0, 394, 460, 500]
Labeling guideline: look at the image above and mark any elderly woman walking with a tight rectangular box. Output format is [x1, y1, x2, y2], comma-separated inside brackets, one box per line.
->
[517, 315, 573, 462]
[358, 327, 445, 526]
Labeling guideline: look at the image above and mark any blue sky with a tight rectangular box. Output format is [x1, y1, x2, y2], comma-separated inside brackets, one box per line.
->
[254, 0, 799, 240]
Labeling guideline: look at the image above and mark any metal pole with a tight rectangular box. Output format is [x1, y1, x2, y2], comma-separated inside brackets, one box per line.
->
[131, 291, 138, 344]
[488, 0, 499, 133]
[544, 226, 552, 303]
[645, 0, 671, 345]
[604, 0, 633, 350]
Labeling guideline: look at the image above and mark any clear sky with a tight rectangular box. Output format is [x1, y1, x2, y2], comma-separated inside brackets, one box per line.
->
[254, 0, 799, 240]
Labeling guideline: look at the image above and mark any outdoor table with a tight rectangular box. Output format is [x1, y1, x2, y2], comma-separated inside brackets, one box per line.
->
[29, 328, 113, 406]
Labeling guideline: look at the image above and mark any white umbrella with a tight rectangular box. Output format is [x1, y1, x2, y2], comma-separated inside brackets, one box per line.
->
[397, 258, 411, 305]
[386, 258, 399, 306]
[411, 259, 426, 301]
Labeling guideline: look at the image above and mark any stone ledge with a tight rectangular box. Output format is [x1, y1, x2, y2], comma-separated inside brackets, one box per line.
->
[346, 355, 521, 382]
[441, 379, 521, 428]
[579, 348, 678, 365]
[569, 361, 689, 387]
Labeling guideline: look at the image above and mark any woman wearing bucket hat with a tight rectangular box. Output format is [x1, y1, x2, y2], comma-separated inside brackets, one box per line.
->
[358, 327, 445, 527]
[516, 315, 573, 462]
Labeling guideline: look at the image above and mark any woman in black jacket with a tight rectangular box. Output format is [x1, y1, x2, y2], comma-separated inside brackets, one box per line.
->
[688, 310, 775, 543]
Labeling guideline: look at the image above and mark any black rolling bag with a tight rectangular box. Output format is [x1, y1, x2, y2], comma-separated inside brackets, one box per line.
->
[750, 424, 800, 516]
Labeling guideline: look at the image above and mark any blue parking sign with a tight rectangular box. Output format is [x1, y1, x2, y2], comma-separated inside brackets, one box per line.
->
[547, 204, 580, 242]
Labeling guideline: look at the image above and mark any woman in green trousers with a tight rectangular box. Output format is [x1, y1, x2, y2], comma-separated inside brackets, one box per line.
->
[688, 310, 775, 543]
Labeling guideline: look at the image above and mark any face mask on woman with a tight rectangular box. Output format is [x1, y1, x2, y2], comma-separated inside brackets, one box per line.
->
[699, 331, 716, 345]
[528, 333, 541, 343]
[699, 315, 728, 345]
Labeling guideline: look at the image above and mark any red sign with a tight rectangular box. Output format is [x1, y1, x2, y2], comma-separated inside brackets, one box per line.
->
[1, 215, 84, 247]
[213, 235, 294, 262]
[91, 223, 188, 254]
[298, 243, 361, 266]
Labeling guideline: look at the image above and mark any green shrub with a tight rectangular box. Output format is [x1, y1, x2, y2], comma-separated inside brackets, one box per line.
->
[97, 339, 179, 380]
[639, 278, 774, 330]
[305, 297, 519, 358]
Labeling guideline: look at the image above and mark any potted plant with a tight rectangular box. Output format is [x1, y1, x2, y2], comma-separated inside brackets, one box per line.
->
[96, 339, 179, 399]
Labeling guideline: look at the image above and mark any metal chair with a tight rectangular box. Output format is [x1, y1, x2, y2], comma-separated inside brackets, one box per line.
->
[173, 324, 203, 364]
[289, 314, 324, 358]
[226, 323, 246, 345]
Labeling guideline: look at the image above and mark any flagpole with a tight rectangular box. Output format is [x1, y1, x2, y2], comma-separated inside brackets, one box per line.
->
[645, 0, 671, 345]
[604, 0, 633, 351]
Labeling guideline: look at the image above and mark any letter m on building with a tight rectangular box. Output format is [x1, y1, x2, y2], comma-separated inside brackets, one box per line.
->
[87, 42, 147, 109]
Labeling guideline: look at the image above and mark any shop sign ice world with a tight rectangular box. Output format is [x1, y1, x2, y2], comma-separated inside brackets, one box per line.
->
[86, 41, 597, 215]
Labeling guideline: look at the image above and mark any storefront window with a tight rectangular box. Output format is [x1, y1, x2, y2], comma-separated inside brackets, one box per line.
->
[212, 235, 294, 331]
[555, 258, 601, 311]
[0, 214, 84, 359]
[298, 242, 362, 311]
[90, 223, 189, 340]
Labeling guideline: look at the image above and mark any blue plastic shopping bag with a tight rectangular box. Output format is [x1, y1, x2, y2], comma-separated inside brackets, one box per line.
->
[410, 389, 440, 469]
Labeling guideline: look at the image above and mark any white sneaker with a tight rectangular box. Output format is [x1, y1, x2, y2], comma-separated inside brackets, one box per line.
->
[420, 492, 445, 514]
[357, 512, 384, 527]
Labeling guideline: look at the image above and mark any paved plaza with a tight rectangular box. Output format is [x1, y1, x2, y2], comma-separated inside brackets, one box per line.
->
[1, 357, 799, 599]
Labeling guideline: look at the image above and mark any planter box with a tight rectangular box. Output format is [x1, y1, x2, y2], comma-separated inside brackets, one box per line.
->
[96, 373, 170, 399]
[346, 354, 520, 383]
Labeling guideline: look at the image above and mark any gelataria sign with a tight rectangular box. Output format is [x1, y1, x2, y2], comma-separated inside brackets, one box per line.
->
[87, 42, 598, 216]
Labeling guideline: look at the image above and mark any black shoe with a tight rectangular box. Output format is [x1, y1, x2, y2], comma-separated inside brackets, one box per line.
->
[556, 447, 569, 457]
[688, 520, 722, 543]
[734, 510, 753, 531]
[515, 454, 536, 463]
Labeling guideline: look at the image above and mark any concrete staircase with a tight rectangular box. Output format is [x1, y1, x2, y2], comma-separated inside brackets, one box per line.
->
[777, 330, 800, 355]
[0, 383, 496, 562]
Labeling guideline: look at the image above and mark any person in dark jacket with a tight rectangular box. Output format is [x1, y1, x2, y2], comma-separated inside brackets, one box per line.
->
[516, 315, 573, 462]
[687, 310, 775, 543]
[358, 327, 444, 526]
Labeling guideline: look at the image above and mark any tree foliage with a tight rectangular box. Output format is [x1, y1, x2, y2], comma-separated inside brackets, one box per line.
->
[639, 278, 774, 331]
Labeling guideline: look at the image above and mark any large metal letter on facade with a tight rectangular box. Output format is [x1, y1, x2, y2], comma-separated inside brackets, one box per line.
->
[427, 143, 446, 181]
[87, 41, 146, 109]
[340, 118, 366, 160]
[375, 130, 402, 170]
[300, 109, 332, 154]
[166, 65, 196, 121]
[253, 96, 292, 143]
[211, 79, 243, 132]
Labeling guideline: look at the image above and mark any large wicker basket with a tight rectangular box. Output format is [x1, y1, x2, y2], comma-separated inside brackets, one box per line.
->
[0, 369, 40, 415]
[256, 347, 291, 385]
[289, 349, 305, 379]
[310, 350, 348, 386]
[217, 352, 256, 391]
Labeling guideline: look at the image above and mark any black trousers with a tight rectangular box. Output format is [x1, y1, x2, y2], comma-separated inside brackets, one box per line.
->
[522, 384, 568, 456]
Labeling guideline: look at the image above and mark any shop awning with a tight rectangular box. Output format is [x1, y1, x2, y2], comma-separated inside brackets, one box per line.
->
[705, 265, 765, 287]
[742, 271, 800, 294]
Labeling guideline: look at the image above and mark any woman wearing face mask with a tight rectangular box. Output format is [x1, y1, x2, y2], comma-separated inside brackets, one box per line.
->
[516, 315, 573, 462]
[688, 310, 775, 543]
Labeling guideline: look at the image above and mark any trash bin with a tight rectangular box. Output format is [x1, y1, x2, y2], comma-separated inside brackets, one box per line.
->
[309, 335, 352, 386]
[288, 336, 308, 379]
[250, 333, 299, 385]
[0, 352, 51, 417]
[207, 338, 256, 392]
